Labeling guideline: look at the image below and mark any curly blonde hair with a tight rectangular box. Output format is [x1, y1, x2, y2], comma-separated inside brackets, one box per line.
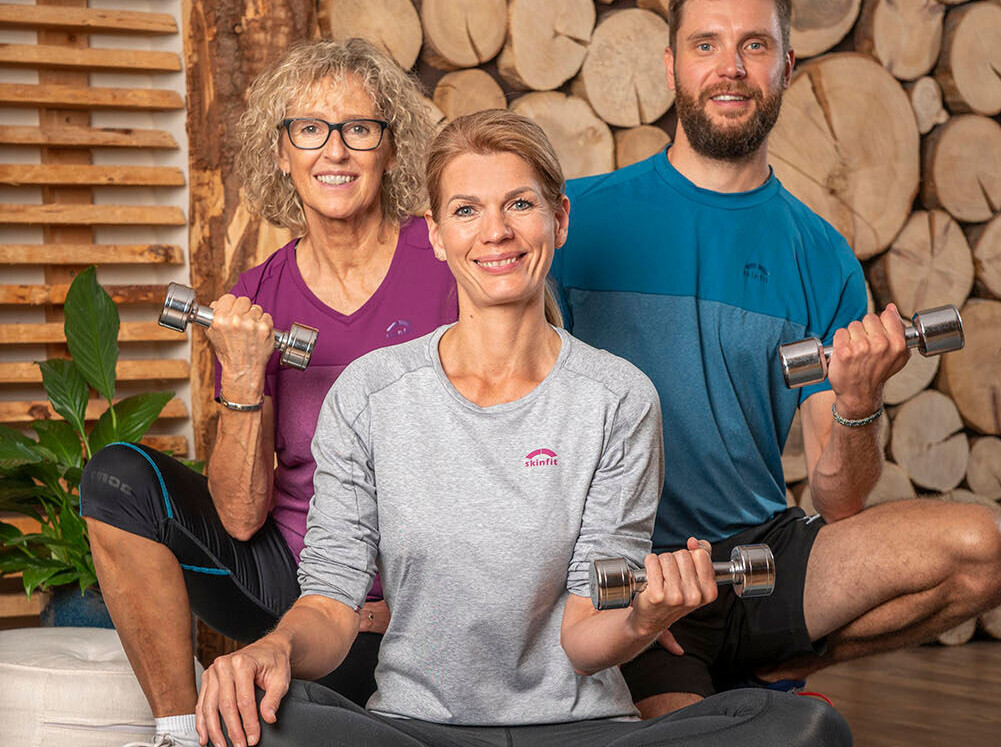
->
[236, 38, 433, 235]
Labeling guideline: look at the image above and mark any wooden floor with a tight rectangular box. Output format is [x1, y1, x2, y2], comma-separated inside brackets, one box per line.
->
[809, 638, 1001, 746]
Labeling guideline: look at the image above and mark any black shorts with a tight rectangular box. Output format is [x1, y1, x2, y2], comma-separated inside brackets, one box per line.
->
[621, 507, 827, 700]
[80, 442, 380, 706]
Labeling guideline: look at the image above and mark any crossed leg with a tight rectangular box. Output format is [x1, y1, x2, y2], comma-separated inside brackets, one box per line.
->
[759, 498, 1001, 681]
[637, 498, 1001, 717]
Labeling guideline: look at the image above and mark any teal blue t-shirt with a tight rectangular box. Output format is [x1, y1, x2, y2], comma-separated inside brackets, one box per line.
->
[553, 148, 866, 549]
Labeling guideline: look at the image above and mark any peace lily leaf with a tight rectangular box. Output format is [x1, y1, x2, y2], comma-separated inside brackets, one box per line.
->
[0, 426, 46, 470]
[23, 565, 61, 597]
[64, 266, 119, 403]
[37, 359, 89, 446]
[0, 521, 23, 544]
[33, 420, 83, 469]
[63, 466, 84, 490]
[58, 504, 86, 548]
[88, 391, 174, 454]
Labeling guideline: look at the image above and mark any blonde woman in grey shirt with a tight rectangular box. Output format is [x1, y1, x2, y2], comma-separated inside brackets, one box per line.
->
[195, 110, 850, 747]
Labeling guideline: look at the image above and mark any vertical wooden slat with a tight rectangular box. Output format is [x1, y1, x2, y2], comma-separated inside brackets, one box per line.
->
[37, 0, 91, 361]
[182, 0, 316, 668]
[182, 0, 315, 463]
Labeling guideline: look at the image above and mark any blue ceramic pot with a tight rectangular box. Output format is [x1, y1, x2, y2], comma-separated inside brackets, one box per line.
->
[40, 586, 114, 628]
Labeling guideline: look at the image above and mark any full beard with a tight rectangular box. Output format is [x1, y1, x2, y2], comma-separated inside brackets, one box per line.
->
[674, 77, 784, 161]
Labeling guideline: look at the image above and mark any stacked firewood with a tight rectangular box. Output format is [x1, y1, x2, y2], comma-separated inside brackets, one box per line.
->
[312, 0, 1001, 644]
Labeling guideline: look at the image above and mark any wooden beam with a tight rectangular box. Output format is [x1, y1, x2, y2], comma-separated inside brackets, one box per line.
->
[0, 83, 185, 111]
[0, 205, 186, 226]
[0, 396, 188, 424]
[0, 125, 178, 149]
[0, 321, 183, 345]
[0, 515, 42, 534]
[0, 283, 168, 305]
[0, 44, 182, 73]
[0, 591, 42, 618]
[142, 435, 189, 456]
[0, 4, 177, 35]
[0, 165, 186, 187]
[0, 244, 183, 265]
[0, 359, 189, 384]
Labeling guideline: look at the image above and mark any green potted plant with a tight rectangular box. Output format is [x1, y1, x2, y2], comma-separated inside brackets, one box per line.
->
[0, 267, 176, 625]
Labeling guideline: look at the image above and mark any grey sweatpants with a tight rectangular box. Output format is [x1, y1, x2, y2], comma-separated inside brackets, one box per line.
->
[241, 681, 852, 746]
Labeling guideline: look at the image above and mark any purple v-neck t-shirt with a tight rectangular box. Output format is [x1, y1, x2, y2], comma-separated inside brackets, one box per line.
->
[215, 218, 458, 592]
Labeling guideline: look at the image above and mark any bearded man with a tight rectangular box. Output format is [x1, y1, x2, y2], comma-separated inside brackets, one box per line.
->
[553, 0, 1001, 719]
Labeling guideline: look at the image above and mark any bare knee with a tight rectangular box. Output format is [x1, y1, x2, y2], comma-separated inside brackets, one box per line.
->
[636, 691, 704, 718]
[951, 506, 1001, 604]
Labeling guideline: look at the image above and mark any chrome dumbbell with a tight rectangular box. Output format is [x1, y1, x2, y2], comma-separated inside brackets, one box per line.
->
[159, 282, 318, 370]
[779, 305, 965, 389]
[589, 544, 775, 610]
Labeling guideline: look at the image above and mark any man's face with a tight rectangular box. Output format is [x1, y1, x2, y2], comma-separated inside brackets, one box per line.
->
[666, 0, 793, 161]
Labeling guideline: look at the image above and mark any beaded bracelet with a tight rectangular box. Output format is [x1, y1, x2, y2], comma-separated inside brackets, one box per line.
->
[831, 403, 884, 428]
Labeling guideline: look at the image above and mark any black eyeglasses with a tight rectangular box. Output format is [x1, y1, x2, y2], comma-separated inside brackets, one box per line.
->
[281, 118, 389, 151]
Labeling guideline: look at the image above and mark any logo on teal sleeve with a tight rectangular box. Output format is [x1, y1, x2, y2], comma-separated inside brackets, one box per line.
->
[743, 263, 770, 283]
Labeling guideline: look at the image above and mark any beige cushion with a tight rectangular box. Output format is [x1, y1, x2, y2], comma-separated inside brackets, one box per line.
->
[0, 627, 200, 747]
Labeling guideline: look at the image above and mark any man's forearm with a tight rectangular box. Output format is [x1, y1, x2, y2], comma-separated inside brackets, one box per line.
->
[810, 414, 883, 522]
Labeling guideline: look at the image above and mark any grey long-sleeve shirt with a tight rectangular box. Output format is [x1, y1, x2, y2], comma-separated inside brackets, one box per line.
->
[300, 324, 664, 725]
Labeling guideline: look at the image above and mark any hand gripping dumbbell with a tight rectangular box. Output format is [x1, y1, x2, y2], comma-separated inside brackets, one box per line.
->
[159, 282, 318, 370]
[779, 304, 965, 389]
[589, 544, 775, 610]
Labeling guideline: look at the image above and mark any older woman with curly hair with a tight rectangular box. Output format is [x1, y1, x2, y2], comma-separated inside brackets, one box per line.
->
[80, 38, 456, 747]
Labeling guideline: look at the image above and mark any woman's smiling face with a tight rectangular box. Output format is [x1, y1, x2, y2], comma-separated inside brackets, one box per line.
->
[277, 74, 394, 225]
[427, 150, 569, 316]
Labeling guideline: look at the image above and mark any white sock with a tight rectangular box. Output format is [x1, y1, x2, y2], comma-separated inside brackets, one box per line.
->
[155, 714, 199, 746]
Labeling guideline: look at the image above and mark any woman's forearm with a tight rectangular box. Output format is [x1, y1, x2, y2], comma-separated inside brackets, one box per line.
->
[561, 598, 658, 676]
[206, 388, 276, 540]
[274, 595, 360, 680]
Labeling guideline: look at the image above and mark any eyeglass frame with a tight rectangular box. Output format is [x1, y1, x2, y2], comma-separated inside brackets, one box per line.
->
[280, 117, 390, 151]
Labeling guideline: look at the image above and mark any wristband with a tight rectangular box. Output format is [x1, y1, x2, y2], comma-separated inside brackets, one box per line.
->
[218, 393, 264, 412]
[831, 402, 883, 428]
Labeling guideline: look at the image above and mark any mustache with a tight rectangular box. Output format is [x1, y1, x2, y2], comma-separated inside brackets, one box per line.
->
[699, 83, 759, 102]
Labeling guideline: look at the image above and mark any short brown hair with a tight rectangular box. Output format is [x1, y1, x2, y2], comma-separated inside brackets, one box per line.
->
[669, 0, 792, 52]
[425, 109, 565, 327]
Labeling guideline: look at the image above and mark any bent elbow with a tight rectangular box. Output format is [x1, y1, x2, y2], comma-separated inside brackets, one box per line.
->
[220, 514, 265, 542]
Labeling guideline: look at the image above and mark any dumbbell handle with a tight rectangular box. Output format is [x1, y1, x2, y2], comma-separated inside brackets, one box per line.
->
[818, 322, 919, 362]
[589, 544, 775, 610]
[780, 304, 964, 389]
[159, 282, 317, 370]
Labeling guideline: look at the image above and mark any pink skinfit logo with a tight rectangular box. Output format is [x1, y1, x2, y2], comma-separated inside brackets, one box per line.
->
[525, 448, 558, 467]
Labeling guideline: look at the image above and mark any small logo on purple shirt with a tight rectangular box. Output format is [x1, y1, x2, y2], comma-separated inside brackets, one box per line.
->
[525, 448, 558, 467]
[386, 320, 412, 339]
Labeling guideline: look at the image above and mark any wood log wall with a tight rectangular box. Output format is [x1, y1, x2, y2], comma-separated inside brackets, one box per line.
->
[184, 0, 1000, 646]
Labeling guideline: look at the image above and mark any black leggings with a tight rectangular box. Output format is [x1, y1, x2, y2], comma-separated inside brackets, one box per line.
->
[79, 442, 380, 706]
[239, 681, 852, 746]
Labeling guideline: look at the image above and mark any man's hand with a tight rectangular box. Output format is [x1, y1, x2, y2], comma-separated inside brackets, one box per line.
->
[196, 634, 292, 747]
[627, 537, 717, 641]
[827, 304, 910, 419]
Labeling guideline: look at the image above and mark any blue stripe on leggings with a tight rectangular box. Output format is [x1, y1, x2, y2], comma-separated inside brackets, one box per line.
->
[180, 564, 231, 576]
[108, 441, 174, 520]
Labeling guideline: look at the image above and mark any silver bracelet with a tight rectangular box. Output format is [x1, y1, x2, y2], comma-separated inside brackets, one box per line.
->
[218, 393, 264, 412]
[831, 402, 883, 428]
